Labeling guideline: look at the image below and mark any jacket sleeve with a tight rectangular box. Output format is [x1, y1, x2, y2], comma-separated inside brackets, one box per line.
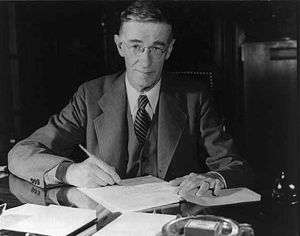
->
[198, 88, 254, 188]
[8, 85, 87, 188]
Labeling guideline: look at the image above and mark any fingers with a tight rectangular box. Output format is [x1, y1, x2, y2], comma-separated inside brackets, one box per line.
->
[173, 173, 225, 197]
[92, 158, 121, 184]
[169, 173, 198, 186]
[178, 178, 198, 195]
[65, 160, 121, 188]
[92, 165, 115, 185]
[79, 175, 108, 188]
[88, 163, 121, 187]
[196, 180, 211, 196]
[213, 179, 223, 196]
[176, 173, 206, 195]
[91, 175, 109, 187]
[78, 144, 121, 184]
[169, 176, 185, 186]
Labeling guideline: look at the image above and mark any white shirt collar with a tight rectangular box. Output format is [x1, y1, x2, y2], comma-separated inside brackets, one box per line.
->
[125, 73, 161, 120]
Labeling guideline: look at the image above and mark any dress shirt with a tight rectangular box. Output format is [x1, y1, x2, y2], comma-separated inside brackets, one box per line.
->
[125, 74, 161, 121]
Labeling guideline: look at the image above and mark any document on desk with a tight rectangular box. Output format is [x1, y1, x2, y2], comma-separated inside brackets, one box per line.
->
[95, 212, 175, 236]
[183, 187, 261, 206]
[79, 180, 181, 212]
[0, 204, 96, 236]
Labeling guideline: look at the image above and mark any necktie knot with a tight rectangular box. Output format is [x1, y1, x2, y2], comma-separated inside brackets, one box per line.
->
[138, 95, 149, 110]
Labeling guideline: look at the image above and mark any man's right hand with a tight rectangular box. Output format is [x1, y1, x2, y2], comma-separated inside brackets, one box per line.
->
[65, 157, 121, 188]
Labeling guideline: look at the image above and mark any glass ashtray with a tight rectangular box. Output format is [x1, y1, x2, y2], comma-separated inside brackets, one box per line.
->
[161, 214, 254, 236]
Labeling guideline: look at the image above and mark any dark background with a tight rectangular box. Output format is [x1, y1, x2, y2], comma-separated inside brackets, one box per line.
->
[0, 1, 298, 191]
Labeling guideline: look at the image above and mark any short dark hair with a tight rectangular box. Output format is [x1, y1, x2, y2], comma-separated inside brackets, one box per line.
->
[119, 0, 173, 37]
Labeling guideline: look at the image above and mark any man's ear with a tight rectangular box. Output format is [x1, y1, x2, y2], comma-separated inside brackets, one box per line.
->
[165, 39, 176, 60]
[114, 34, 125, 57]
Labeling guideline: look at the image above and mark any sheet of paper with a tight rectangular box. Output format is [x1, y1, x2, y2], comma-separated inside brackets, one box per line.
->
[0, 204, 96, 236]
[183, 187, 261, 206]
[95, 212, 175, 236]
[79, 181, 181, 212]
[119, 175, 163, 186]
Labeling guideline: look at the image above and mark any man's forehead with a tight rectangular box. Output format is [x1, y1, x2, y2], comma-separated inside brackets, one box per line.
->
[120, 21, 172, 43]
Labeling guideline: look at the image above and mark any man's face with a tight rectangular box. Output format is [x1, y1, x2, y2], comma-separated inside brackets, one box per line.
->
[115, 21, 175, 92]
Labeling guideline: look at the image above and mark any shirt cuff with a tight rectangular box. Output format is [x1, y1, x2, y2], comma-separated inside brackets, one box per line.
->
[55, 161, 73, 183]
[44, 164, 63, 187]
[206, 171, 227, 188]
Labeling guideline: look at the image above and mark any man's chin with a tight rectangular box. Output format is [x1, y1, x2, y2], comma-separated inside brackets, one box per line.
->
[136, 79, 158, 92]
[129, 71, 159, 91]
[134, 73, 155, 83]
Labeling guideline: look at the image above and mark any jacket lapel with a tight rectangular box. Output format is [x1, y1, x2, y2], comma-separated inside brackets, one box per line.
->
[94, 73, 128, 177]
[157, 82, 187, 178]
[92, 72, 187, 179]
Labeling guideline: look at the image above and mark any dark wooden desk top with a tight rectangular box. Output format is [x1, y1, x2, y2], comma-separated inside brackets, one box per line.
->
[0, 173, 299, 236]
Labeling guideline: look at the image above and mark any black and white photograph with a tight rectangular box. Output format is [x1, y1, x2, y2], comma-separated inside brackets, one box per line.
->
[0, 0, 299, 235]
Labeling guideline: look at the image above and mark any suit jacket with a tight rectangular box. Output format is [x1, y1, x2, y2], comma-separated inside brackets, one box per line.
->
[8, 71, 253, 188]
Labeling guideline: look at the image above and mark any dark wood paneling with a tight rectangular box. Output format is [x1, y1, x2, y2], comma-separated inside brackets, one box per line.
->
[242, 40, 297, 188]
[0, 4, 13, 163]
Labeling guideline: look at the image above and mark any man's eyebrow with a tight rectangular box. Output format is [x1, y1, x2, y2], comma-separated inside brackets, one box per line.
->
[127, 39, 143, 44]
[126, 39, 167, 47]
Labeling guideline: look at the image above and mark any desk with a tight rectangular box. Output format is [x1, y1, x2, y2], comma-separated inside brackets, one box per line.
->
[0, 174, 299, 236]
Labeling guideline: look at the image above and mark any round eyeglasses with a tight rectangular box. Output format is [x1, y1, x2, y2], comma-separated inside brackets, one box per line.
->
[122, 42, 168, 58]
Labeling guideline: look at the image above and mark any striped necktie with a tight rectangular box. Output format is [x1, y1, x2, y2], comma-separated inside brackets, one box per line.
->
[134, 95, 151, 145]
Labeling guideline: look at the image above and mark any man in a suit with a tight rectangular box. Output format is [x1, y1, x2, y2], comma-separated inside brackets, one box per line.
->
[8, 0, 253, 196]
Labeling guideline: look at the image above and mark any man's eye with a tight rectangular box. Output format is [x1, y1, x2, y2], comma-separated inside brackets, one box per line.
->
[131, 45, 141, 49]
[152, 47, 164, 51]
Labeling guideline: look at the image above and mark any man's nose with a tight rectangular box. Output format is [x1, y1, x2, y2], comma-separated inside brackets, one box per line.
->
[138, 48, 152, 67]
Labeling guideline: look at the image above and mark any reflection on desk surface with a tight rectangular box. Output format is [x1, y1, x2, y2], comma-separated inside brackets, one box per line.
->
[0, 174, 299, 236]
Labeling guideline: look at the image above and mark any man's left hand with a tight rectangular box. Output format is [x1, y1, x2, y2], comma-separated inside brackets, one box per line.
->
[169, 172, 225, 196]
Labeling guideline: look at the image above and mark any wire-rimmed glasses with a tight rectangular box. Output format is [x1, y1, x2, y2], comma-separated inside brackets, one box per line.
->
[122, 42, 168, 58]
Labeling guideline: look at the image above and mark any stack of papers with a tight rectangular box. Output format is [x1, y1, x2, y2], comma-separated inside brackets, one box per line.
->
[78, 176, 179, 235]
[94, 212, 175, 236]
[118, 175, 163, 186]
[183, 187, 261, 206]
[0, 204, 96, 236]
[79, 181, 181, 212]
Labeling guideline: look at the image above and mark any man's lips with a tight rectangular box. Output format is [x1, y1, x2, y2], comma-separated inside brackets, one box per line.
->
[135, 69, 155, 75]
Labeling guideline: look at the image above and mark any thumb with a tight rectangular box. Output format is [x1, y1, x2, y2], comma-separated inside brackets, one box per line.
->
[93, 158, 121, 184]
[169, 177, 184, 186]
